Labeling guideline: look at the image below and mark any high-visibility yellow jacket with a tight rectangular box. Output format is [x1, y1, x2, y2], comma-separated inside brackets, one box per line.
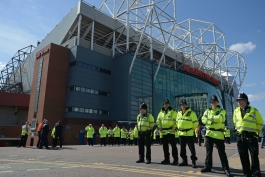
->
[99, 127, 108, 138]
[51, 127, 55, 138]
[128, 130, 134, 140]
[113, 127, 121, 138]
[121, 129, 128, 138]
[224, 128, 230, 137]
[137, 113, 154, 131]
[153, 129, 160, 139]
[177, 108, 198, 136]
[175, 130, 179, 138]
[21, 125, 30, 136]
[202, 106, 226, 140]
[133, 127, 138, 138]
[85, 126, 95, 138]
[233, 106, 264, 136]
[156, 107, 177, 135]
[107, 129, 114, 137]
[195, 130, 198, 138]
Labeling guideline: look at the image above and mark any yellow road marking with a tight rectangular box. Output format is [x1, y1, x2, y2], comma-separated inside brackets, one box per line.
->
[196, 172, 202, 175]
[0, 159, 204, 176]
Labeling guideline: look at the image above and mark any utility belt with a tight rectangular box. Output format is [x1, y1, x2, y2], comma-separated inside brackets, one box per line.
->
[208, 128, 224, 132]
[138, 130, 151, 134]
[235, 131, 257, 138]
[178, 128, 192, 132]
[162, 127, 173, 130]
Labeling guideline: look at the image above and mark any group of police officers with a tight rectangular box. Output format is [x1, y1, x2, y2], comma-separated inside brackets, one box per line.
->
[17, 91, 263, 176]
[136, 92, 264, 177]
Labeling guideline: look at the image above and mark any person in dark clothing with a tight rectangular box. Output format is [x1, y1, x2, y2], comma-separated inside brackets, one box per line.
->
[39, 120, 50, 149]
[55, 121, 63, 148]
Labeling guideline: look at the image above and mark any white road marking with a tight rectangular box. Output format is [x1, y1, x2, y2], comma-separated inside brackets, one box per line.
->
[27, 168, 49, 171]
[228, 152, 238, 160]
[37, 156, 45, 158]
[62, 166, 80, 168]
[0, 171, 13, 173]
[9, 155, 18, 157]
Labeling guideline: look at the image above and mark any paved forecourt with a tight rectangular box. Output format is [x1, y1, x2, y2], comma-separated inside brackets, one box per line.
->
[0, 143, 264, 177]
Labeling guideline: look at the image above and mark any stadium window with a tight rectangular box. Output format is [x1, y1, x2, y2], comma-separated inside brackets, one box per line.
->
[79, 108, 84, 113]
[77, 61, 83, 67]
[73, 107, 79, 112]
[85, 109, 89, 113]
[69, 61, 76, 67]
[92, 66, 96, 71]
[89, 109, 93, 114]
[94, 90, 99, 94]
[99, 110, 103, 114]
[90, 89, 94, 94]
[81, 87, 86, 92]
[86, 88, 90, 93]
[75, 86, 80, 91]
[69, 86, 75, 91]
[93, 109, 98, 114]
[86, 64, 91, 69]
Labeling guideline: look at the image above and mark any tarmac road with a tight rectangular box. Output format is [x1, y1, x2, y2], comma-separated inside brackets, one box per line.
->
[0, 142, 264, 177]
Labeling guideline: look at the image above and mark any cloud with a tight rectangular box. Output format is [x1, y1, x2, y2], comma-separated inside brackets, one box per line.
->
[243, 83, 256, 87]
[229, 42, 256, 54]
[248, 93, 265, 101]
[261, 82, 265, 85]
[0, 62, 6, 71]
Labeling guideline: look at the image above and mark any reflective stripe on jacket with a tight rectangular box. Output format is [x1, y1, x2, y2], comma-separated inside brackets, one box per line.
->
[201, 106, 226, 140]
[233, 106, 264, 135]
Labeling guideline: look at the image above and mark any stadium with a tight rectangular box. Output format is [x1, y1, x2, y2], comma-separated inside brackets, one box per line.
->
[0, 0, 246, 145]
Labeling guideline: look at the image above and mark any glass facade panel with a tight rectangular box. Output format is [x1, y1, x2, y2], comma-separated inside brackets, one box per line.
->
[129, 57, 233, 127]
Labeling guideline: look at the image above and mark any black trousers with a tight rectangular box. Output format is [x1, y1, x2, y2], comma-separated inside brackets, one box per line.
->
[18, 135, 27, 147]
[129, 139, 133, 145]
[156, 135, 160, 144]
[121, 138, 126, 145]
[134, 138, 138, 145]
[101, 138, 106, 146]
[138, 131, 151, 161]
[162, 134, 178, 161]
[55, 135, 62, 147]
[179, 136, 197, 161]
[87, 138, 93, 146]
[205, 136, 229, 170]
[237, 136, 261, 176]
[225, 137, 230, 144]
[114, 137, 120, 145]
[108, 137, 114, 145]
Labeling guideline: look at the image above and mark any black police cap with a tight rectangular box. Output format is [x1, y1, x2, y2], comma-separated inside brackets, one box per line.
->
[163, 98, 170, 104]
[180, 98, 187, 105]
[210, 95, 219, 103]
[139, 103, 147, 110]
[236, 92, 250, 105]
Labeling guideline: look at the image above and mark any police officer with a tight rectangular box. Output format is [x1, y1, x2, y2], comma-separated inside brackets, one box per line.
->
[156, 98, 178, 165]
[18, 122, 30, 148]
[201, 95, 231, 177]
[233, 92, 264, 177]
[224, 126, 230, 144]
[113, 125, 121, 146]
[85, 124, 95, 146]
[107, 127, 114, 146]
[136, 103, 154, 164]
[177, 99, 198, 168]
[99, 124, 108, 146]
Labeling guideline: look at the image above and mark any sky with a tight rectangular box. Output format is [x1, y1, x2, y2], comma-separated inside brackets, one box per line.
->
[0, 0, 265, 120]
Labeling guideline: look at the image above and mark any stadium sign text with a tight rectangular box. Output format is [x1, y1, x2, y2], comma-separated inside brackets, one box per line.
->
[36, 48, 50, 59]
[183, 65, 220, 86]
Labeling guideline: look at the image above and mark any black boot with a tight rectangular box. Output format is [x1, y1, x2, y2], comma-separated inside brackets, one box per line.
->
[192, 160, 196, 168]
[178, 160, 188, 166]
[201, 167, 211, 172]
[136, 159, 145, 163]
[161, 159, 170, 164]
[172, 160, 178, 166]
[224, 170, 232, 177]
